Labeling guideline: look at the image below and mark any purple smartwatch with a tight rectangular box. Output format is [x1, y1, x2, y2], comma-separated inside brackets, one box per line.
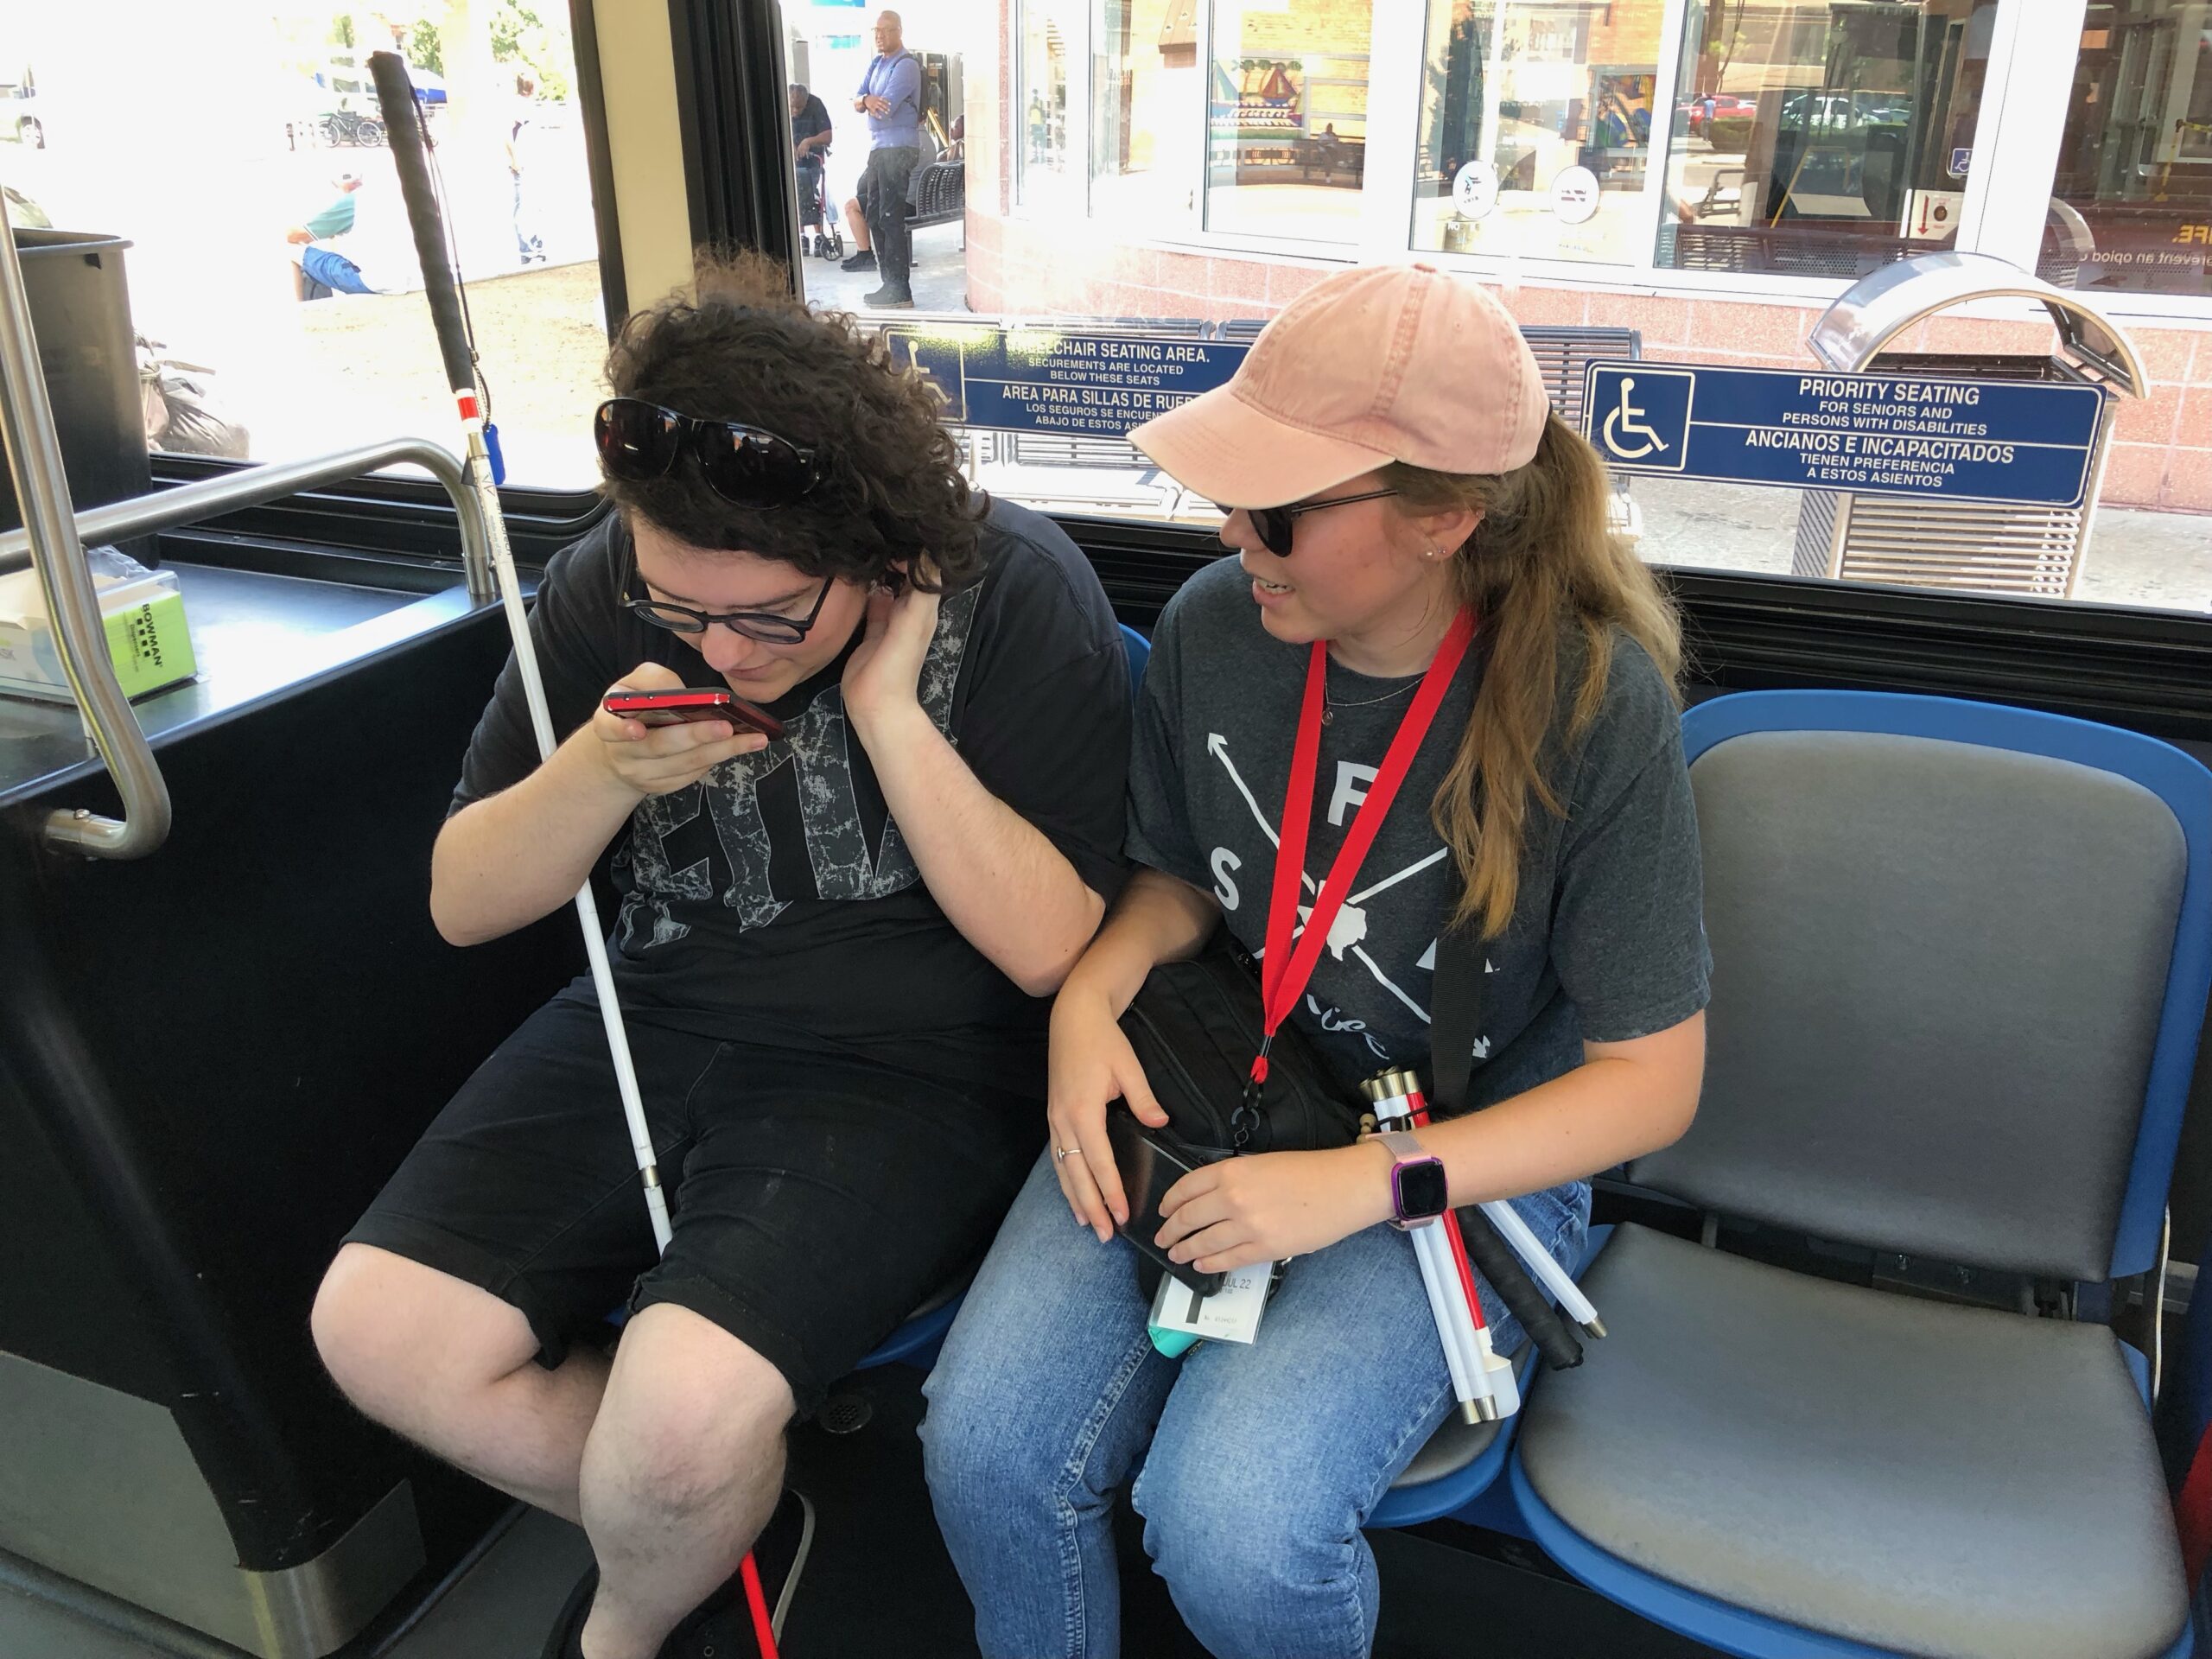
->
[1373, 1128, 1449, 1230]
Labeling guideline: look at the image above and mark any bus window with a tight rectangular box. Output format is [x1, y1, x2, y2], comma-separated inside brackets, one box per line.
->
[803, 3, 2212, 611]
[3, 5, 607, 490]
[2047, 0, 2212, 298]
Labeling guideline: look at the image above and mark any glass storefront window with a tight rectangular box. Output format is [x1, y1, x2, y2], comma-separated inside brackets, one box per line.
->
[1205, 1, 1373, 242]
[2044, 1, 2212, 296]
[1653, 1, 1993, 280]
[1411, 2, 1663, 264]
[1090, 0, 1204, 229]
[1020, 0, 1080, 206]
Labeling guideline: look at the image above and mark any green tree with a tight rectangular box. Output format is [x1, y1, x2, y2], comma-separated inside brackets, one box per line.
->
[488, 0, 571, 100]
[411, 18, 443, 75]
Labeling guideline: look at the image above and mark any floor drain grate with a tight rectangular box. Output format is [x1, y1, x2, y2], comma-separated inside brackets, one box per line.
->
[817, 1392, 873, 1435]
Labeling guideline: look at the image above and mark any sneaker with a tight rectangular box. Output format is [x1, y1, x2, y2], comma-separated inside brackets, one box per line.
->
[838, 250, 876, 272]
[863, 284, 915, 309]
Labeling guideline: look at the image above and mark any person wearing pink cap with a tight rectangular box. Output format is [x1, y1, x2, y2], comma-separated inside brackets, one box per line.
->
[922, 264, 1711, 1658]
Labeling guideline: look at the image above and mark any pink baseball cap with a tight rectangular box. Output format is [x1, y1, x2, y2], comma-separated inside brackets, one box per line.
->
[1129, 263, 1549, 508]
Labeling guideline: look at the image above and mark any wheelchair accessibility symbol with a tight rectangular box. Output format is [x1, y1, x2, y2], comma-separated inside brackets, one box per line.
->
[1585, 364, 1694, 474]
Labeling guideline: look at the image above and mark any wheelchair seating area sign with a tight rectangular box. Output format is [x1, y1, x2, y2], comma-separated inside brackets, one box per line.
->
[1582, 362, 2104, 508]
[884, 324, 1249, 436]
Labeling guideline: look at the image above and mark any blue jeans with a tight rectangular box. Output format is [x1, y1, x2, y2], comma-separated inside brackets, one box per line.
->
[512, 172, 541, 259]
[922, 1153, 1586, 1659]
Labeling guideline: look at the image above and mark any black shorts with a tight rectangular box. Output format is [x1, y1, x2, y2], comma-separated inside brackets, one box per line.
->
[343, 989, 1040, 1414]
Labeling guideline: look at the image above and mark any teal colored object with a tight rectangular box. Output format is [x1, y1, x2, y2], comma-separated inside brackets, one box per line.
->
[1148, 1324, 1201, 1359]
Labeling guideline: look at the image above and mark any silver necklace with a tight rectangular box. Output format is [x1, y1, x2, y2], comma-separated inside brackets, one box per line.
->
[1321, 673, 1419, 725]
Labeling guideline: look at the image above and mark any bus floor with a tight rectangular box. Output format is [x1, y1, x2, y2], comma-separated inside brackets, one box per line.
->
[1, 1363, 1725, 1658]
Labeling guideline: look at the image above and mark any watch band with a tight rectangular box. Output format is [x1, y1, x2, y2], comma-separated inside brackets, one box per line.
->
[1373, 1128, 1425, 1160]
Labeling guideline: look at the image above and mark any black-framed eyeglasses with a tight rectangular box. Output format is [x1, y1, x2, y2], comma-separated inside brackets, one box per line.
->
[622, 576, 835, 645]
[1212, 487, 1402, 558]
[594, 397, 825, 509]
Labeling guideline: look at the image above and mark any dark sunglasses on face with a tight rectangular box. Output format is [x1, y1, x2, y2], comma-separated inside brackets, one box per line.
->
[1212, 487, 1402, 558]
[594, 397, 825, 508]
[623, 575, 836, 645]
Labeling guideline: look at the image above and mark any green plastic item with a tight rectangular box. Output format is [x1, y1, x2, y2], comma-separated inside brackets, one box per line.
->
[1147, 1324, 1202, 1358]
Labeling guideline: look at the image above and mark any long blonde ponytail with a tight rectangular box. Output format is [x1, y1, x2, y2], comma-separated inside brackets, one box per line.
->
[1382, 412, 1683, 938]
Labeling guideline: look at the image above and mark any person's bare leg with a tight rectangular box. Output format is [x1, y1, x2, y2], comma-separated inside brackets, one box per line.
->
[844, 195, 872, 251]
[312, 1243, 604, 1523]
[575, 1305, 795, 1659]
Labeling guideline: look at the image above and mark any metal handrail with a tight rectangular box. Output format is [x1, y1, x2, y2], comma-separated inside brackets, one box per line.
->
[0, 198, 171, 857]
[1, 211, 492, 859]
[0, 438, 494, 593]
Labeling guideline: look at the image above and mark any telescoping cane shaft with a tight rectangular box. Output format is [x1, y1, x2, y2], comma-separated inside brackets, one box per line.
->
[1364, 1068, 1586, 1373]
[367, 51, 778, 1656]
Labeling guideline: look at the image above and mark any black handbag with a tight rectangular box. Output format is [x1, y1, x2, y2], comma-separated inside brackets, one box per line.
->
[1118, 931, 1362, 1156]
[1118, 919, 1588, 1370]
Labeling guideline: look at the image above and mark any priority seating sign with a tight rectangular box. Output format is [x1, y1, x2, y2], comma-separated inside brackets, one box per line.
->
[1583, 362, 2105, 508]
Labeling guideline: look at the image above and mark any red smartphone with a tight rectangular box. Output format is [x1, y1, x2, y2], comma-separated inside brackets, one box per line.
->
[602, 688, 784, 741]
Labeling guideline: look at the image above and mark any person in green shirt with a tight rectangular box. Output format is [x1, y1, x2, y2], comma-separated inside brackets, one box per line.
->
[285, 174, 372, 300]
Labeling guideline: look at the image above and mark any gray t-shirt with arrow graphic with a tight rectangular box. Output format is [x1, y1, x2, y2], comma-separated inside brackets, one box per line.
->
[1127, 555, 1711, 1120]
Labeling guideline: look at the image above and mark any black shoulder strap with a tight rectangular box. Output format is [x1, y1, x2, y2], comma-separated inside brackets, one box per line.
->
[1426, 626, 1496, 1116]
[1428, 906, 1588, 1371]
[1428, 920, 1483, 1115]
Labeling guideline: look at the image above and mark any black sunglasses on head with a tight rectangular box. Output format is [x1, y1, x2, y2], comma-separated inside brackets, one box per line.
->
[594, 397, 825, 508]
[1213, 487, 1401, 558]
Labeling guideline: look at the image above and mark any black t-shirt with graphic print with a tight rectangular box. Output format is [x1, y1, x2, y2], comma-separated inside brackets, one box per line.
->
[1127, 554, 1710, 1125]
[450, 498, 1131, 1097]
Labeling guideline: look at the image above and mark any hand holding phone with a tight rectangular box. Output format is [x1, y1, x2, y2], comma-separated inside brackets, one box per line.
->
[602, 687, 784, 740]
[587, 666, 775, 798]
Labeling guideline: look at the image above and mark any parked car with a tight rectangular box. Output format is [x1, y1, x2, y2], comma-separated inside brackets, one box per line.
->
[1778, 90, 1915, 131]
[1682, 93, 1757, 135]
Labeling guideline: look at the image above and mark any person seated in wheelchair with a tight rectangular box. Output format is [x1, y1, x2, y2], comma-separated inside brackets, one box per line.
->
[309, 249, 1131, 1659]
[789, 81, 836, 256]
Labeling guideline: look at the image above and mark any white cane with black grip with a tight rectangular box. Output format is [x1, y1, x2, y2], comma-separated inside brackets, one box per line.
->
[365, 50, 779, 1659]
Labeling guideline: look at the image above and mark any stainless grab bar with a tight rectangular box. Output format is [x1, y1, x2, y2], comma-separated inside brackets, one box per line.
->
[0, 437, 494, 595]
[0, 437, 493, 861]
[1, 211, 494, 858]
[0, 195, 171, 856]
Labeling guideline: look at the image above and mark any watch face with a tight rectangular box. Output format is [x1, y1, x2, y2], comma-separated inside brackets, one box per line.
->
[1395, 1158, 1450, 1221]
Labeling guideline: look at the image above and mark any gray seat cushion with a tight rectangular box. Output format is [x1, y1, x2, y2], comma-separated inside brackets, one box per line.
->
[1518, 1225, 2186, 1659]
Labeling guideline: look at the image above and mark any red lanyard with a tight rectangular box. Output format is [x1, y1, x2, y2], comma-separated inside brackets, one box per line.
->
[1251, 608, 1477, 1087]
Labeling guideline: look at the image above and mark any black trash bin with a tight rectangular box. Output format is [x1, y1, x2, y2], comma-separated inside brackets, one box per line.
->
[0, 230, 154, 556]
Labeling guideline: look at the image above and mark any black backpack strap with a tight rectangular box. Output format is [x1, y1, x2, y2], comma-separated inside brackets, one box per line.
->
[1428, 910, 1586, 1370]
[1428, 920, 1483, 1115]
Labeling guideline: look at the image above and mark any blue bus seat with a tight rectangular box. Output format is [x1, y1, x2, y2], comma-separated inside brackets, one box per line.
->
[855, 621, 1153, 1375]
[1512, 690, 2211, 1659]
[1117, 622, 1150, 704]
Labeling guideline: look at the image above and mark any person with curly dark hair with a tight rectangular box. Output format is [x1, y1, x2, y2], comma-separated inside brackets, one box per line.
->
[311, 250, 1131, 1659]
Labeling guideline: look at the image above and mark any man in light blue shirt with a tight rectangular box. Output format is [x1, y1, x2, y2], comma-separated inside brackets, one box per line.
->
[840, 10, 923, 308]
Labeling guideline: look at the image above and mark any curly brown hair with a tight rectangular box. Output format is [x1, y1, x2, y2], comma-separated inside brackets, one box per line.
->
[601, 247, 985, 590]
